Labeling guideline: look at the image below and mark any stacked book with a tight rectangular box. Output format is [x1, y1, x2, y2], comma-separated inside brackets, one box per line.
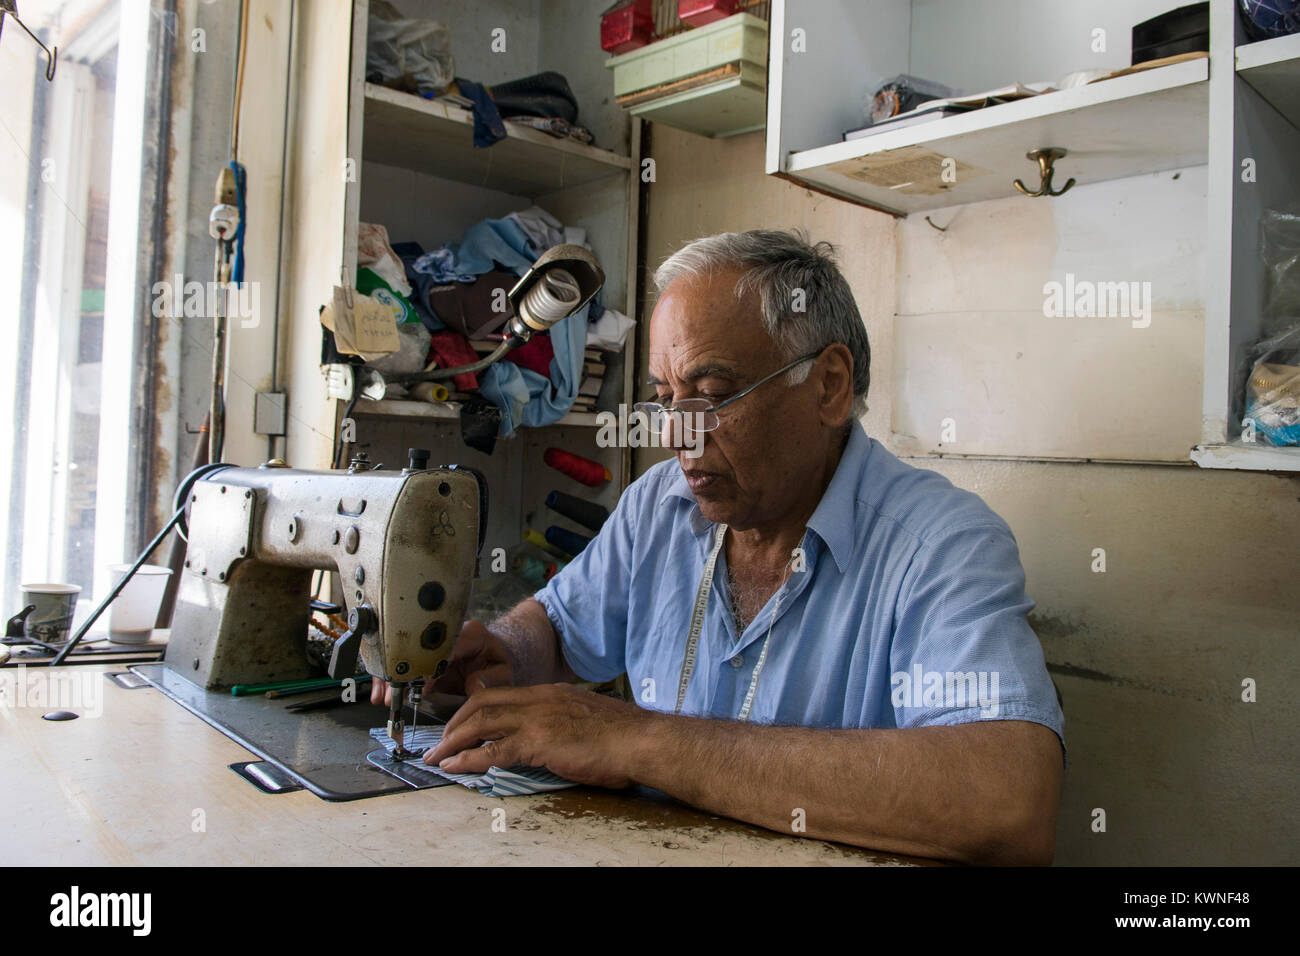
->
[571, 348, 606, 414]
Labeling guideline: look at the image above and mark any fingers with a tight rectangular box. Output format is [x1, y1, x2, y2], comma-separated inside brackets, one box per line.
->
[434, 736, 521, 775]
[426, 689, 529, 765]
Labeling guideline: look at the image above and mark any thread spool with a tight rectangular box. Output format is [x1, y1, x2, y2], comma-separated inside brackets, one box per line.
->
[545, 525, 591, 556]
[525, 527, 571, 560]
[543, 448, 610, 487]
[545, 490, 609, 532]
[409, 382, 449, 403]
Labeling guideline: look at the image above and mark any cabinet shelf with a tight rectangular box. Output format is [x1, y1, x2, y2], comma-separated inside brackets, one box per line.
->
[1236, 33, 1300, 131]
[1190, 443, 1300, 471]
[355, 398, 604, 428]
[781, 58, 1209, 215]
[361, 84, 633, 195]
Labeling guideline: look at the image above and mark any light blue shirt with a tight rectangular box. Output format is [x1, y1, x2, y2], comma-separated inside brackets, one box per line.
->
[535, 422, 1064, 747]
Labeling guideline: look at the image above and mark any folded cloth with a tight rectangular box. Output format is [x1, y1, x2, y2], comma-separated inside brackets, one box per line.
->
[369, 726, 575, 796]
[506, 115, 594, 146]
[506, 206, 564, 258]
[490, 71, 579, 123]
[586, 305, 635, 351]
[428, 329, 482, 391]
[452, 217, 536, 276]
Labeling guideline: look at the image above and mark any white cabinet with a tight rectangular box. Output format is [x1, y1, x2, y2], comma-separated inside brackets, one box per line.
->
[766, 0, 1300, 470]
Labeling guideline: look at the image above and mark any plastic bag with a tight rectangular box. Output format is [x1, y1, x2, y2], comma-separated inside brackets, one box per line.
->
[366, 321, 431, 377]
[366, 1, 454, 97]
[1243, 323, 1300, 446]
[1261, 207, 1300, 338]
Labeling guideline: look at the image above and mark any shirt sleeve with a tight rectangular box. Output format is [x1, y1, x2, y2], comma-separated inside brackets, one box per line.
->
[890, 522, 1065, 751]
[532, 482, 640, 683]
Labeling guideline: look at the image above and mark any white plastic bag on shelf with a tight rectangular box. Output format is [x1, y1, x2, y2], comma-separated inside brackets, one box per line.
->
[366, 1, 454, 98]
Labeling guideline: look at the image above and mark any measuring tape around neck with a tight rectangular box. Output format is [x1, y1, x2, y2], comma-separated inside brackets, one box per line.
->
[674, 523, 794, 722]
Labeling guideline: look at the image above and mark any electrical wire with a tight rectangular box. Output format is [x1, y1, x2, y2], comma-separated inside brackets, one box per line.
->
[231, 0, 249, 159]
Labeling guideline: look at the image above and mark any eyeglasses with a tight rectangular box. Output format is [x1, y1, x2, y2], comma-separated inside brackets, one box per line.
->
[633, 351, 822, 436]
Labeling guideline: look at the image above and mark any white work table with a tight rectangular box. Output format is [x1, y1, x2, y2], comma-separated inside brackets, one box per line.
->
[0, 662, 930, 866]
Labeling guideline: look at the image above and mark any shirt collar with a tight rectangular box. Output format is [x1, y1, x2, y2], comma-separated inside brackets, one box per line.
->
[658, 421, 871, 570]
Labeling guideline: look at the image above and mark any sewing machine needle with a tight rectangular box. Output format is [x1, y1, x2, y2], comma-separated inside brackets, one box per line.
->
[410, 685, 421, 744]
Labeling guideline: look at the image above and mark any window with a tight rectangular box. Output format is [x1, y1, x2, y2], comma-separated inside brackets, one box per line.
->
[1, 0, 167, 615]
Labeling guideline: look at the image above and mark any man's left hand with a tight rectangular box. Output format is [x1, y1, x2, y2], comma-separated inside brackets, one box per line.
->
[424, 684, 647, 789]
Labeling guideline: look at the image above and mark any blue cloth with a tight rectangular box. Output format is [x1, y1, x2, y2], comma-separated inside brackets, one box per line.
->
[453, 76, 507, 147]
[535, 422, 1065, 748]
[477, 303, 588, 435]
[450, 217, 535, 275]
[411, 247, 476, 284]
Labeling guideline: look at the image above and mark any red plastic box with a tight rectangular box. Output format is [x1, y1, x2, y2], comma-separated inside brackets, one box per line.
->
[678, 0, 737, 27]
[601, 0, 654, 54]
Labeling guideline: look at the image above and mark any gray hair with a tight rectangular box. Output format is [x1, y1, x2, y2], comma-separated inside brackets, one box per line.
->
[653, 229, 870, 419]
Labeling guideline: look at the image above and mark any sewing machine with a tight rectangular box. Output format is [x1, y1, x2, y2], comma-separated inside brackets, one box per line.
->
[165, 449, 486, 760]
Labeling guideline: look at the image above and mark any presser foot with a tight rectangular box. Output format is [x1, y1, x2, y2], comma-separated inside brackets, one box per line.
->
[390, 745, 425, 762]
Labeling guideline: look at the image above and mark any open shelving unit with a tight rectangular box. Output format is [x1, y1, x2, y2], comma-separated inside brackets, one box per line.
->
[350, 80, 638, 432]
[289, 0, 644, 564]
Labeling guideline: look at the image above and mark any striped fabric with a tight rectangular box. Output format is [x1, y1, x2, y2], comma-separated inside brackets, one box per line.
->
[369, 726, 575, 796]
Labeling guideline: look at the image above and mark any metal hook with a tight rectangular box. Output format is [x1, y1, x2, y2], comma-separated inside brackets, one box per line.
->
[1, 3, 58, 81]
[1013, 147, 1075, 198]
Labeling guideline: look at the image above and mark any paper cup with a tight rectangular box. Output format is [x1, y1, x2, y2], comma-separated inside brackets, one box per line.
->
[19, 583, 82, 645]
[107, 564, 173, 644]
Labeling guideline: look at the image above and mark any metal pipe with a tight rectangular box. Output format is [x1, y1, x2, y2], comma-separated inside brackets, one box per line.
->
[387, 338, 516, 385]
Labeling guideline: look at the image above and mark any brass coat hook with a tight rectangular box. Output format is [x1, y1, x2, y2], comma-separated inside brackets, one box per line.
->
[1, 1, 58, 81]
[1014, 147, 1075, 198]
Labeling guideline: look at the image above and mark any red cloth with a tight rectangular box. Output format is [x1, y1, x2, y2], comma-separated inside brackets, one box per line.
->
[427, 330, 481, 391]
[504, 333, 555, 378]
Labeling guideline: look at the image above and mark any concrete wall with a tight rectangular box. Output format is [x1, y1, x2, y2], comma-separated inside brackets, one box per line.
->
[637, 123, 1300, 865]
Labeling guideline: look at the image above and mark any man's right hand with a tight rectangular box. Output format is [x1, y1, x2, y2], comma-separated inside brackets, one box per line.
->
[369, 619, 516, 706]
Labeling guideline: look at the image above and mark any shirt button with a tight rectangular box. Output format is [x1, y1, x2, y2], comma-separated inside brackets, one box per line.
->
[729, 655, 744, 669]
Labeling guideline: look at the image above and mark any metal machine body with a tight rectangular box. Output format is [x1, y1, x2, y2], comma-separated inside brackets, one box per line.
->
[166, 458, 484, 701]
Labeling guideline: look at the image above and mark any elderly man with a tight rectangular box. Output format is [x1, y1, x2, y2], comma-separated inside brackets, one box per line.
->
[377, 229, 1064, 865]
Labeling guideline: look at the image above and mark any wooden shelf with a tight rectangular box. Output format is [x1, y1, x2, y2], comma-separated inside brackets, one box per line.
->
[782, 58, 1209, 215]
[354, 398, 604, 428]
[361, 84, 633, 195]
[1190, 443, 1300, 472]
[1237, 33, 1300, 131]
